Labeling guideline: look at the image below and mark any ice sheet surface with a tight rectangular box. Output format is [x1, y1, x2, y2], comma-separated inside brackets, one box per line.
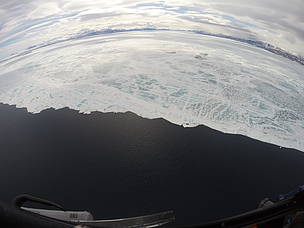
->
[0, 30, 304, 151]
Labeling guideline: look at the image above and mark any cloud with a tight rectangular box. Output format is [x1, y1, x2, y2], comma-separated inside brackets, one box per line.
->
[0, 0, 304, 58]
[0, 0, 304, 152]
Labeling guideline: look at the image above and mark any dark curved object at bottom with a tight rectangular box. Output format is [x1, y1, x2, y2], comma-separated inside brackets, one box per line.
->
[1, 186, 304, 228]
[0, 200, 175, 228]
[13, 194, 66, 211]
[0, 202, 74, 228]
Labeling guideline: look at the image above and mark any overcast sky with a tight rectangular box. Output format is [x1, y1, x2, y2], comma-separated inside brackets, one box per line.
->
[1, 0, 304, 58]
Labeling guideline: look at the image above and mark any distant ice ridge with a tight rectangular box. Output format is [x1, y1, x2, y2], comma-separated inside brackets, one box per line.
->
[0, 30, 304, 152]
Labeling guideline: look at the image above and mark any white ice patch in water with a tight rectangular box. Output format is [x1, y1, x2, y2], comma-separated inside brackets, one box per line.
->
[0, 31, 304, 151]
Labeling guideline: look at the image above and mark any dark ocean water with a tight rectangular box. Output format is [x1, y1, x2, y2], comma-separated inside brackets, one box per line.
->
[0, 103, 304, 226]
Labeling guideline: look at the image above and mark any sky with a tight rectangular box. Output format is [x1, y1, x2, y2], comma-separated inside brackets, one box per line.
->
[1, 1, 304, 222]
[1, 0, 304, 60]
[0, 0, 304, 152]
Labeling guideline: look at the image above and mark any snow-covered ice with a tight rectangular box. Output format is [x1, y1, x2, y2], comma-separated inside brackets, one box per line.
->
[0, 30, 304, 151]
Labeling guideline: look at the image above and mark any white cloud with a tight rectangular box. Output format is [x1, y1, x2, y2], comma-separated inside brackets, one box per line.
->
[1, 0, 304, 57]
[1, 1, 304, 152]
